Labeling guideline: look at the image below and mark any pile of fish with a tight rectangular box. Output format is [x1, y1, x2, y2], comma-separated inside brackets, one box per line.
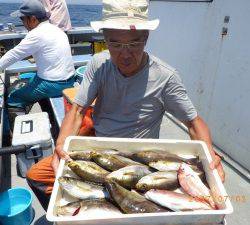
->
[56, 149, 217, 217]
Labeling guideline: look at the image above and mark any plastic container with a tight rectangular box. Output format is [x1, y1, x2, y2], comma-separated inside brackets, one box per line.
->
[19, 72, 36, 80]
[47, 136, 233, 225]
[12, 112, 53, 177]
[0, 187, 34, 225]
[75, 66, 87, 83]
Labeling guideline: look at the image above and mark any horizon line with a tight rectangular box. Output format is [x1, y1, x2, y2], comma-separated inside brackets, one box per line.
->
[0, 3, 101, 5]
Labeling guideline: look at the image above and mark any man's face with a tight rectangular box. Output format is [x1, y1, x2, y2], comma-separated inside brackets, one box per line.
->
[20, 16, 31, 30]
[20, 16, 38, 31]
[104, 29, 148, 77]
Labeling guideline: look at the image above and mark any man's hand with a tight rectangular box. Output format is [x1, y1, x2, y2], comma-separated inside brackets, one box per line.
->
[210, 154, 225, 182]
[55, 143, 70, 161]
[184, 116, 225, 182]
[51, 144, 70, 174]
[50, 104, 85, 174]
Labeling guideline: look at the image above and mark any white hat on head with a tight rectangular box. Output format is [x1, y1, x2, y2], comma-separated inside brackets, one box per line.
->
[91, 0, 159, 32]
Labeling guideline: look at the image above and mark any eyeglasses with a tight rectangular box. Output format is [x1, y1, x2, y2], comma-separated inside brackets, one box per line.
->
[106, 41, 145, 51]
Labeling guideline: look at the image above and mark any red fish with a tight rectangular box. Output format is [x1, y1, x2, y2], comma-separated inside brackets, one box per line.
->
[178, 163, 217, 209]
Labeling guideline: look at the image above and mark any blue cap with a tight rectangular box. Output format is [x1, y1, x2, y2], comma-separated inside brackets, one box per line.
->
[10, 0, 47, 19]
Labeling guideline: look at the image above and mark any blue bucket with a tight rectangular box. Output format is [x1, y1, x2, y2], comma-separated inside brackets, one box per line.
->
[75, 66, 87, 83]
[0, 187, 34, 225]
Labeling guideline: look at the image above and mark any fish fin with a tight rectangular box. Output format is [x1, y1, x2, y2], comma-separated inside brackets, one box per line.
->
[72, 206, 81, 216]
[154, 176, 170, 180]
[124, 172, 135, 176]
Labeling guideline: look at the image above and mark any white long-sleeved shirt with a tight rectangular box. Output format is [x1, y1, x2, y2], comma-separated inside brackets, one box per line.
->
[0, 21, 75, 81]
[40, 0, 72, 31]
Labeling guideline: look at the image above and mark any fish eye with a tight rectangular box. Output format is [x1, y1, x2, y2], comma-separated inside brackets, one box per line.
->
[141, 184, 147, 191]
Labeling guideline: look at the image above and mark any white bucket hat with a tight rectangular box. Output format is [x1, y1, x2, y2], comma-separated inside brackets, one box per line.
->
[91, 0, 159, 32]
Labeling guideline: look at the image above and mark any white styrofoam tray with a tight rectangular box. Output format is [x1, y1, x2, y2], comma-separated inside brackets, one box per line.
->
[47, 136, 233, 225]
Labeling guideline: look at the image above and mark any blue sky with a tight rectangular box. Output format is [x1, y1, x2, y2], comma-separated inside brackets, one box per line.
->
[0, 0, 102, 4]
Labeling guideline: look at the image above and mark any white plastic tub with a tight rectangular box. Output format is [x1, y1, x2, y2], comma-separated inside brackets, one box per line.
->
[47, 136, 233, 225]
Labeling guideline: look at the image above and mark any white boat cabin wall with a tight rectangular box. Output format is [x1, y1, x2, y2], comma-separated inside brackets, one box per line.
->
[148, 0, 250, 172]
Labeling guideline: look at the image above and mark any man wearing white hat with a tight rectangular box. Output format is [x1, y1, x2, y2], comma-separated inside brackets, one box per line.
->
[27, 0, 224, 210]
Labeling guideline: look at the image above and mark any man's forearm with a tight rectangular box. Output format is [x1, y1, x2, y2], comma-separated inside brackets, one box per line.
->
[184, 116, 216, 158]
[185, 116, 225, 181]
[51, 104, 85, 172]
[56, 103, 84, 148]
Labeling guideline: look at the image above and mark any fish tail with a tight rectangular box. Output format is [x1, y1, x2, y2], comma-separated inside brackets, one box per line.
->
[196, 195, 216, 210]
[208, 198, 217, 210]
[104, 176, 115, 187]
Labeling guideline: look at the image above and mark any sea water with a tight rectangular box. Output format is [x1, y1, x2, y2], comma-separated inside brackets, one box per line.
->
[0, 3, 102, 28]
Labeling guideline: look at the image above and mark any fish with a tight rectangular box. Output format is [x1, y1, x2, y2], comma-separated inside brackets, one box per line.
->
[149, 160, 183, 171]
[115, 155, 143, 166]
[132, 150, 198, 165]
[117, 151, 137, 158]
[67, 161, 109, 184]
[105, 180, 166, 214]
[58, 176, 108, 199]
[91, 148, 120, 155]
[56, 201, 82, 216]
[178, 163, 216, 209]
[106, 165, 152, 189]
[63, 165, 80, 179]
[91, 152, 141, 171]
[149, 160, 204, 175]
[56, 199, 122, 217]
[92, 148, 136, 158]
[150, 160, 206, 183]
[145, 189, 212, 211]
[69, 149, 119, 160]
[136, 171, 179, 192]
[69, 151, 92, 161]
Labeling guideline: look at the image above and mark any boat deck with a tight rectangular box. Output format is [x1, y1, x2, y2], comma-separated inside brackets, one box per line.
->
[3, 106, 249, 225]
